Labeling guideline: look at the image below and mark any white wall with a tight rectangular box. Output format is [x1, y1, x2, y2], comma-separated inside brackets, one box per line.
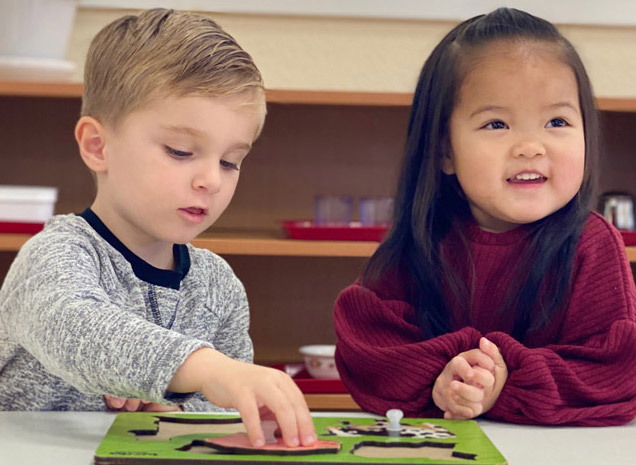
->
[67, 4, 636, 97]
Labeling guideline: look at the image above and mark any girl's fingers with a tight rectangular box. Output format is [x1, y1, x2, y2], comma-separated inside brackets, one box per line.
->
[464, 366, 495, 388]
[461, 348, 495, 373]
[445, 402, 479, 419]
[480, 338, 505, 367]
[449, 355, 473, 380]
[450, 379, 484, 403]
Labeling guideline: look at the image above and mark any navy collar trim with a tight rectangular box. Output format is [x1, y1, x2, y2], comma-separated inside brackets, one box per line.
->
[79, 209, 190, 290]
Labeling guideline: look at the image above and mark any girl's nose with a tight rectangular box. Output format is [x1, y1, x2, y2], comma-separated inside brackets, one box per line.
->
[511, 138, 546, 159]
[193, 161, 222, 193]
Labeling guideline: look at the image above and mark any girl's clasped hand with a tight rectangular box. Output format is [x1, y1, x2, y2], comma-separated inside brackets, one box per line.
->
[433, 338, 508, 420]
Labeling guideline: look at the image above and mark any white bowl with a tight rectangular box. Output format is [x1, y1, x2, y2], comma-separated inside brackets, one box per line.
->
[299, 344, 339, 379]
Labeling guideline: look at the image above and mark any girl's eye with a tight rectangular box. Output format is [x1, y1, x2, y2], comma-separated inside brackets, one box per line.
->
[546, 118, 568, 128]
[483, 120, 507, 130]
[220, 159, 239, 171]
[164, 145, 192, 158]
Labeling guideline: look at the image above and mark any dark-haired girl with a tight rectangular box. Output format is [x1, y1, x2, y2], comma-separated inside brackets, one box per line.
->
[334, 8, 636, 426]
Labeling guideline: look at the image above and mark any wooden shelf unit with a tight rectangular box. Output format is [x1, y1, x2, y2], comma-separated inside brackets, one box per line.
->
[1, 80, 636, 111]
[0, 232, 380, 257]
[3, 232, 636, 261]
[1, 80, 636, 366]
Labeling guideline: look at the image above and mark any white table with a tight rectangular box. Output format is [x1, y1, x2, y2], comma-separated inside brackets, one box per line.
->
[1, 411, 634, 464]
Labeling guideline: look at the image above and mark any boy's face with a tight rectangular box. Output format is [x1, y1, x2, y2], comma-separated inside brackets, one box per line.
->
[445, 43, 585, 233]
[94, 94, 263, 253]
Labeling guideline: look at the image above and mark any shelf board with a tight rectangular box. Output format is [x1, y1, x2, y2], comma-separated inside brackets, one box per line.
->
[0, 234, 32, 252]
[266, 89, 413, 106]
[304, 393, 360, 411]
[0, 80, 82, 98]
[4, 232, 636, 260]
[194, 233, 379, 257]
[596, 98, 636, 112]
[1, 80, 635, 111]
[0, 232, 379, 257]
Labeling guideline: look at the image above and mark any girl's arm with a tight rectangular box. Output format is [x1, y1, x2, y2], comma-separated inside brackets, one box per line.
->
[484, 218, 636, 426]
[334, 283, 482, 416]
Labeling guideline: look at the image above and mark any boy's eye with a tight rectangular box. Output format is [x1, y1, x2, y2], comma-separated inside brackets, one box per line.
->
[164, 145, 192, 158]
[220, 159, 240, 171]
[483, 120, 507, 130]
[546, 118, 568, 128]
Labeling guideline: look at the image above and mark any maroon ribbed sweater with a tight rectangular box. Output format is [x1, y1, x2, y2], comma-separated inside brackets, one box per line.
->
[334, 212, 636, 426]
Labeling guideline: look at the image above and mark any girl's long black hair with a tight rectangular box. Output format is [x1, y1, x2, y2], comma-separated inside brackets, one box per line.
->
[362, 8, 599, 342]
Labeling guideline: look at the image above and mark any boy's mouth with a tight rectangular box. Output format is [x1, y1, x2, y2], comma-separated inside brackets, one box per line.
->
[178, 207, 208, 222]
[182, 207, 207, 215]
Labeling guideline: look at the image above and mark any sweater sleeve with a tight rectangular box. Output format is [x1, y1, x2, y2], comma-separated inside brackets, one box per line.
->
[180, 253, 253, 413]
[0, 232, 210, 404]
[485, 218, 636, 426]
[334, 284, 482, 416]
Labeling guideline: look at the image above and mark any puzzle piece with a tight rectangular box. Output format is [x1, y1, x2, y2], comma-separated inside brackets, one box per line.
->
[204, 433, 341, 456]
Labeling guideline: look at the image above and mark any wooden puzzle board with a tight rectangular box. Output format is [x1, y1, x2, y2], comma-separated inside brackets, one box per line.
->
[94, 412, 507, 465]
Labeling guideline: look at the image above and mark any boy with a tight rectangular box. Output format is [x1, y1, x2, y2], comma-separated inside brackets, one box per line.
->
[0, 9, 315, 448]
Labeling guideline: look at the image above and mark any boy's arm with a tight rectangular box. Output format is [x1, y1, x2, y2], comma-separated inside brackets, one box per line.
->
[180, 265, 253, 412]
[0, 235, 209, 404]
[334, 283, 482, 417]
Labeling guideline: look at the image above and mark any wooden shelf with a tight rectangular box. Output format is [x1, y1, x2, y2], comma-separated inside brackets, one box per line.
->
[5, 232, 636, 261]
[1, 80, 635, 111]
[0, 234, 32, 252]
[303, 393, 360, 411]
[0, 232, 380, 257]
[0, 80, 82, 98]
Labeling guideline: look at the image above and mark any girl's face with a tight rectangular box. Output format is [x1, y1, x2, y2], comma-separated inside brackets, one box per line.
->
[444, 42, 585, 232]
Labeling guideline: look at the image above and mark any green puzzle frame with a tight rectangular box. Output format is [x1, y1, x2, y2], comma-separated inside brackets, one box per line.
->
[94, 412, 507, 465]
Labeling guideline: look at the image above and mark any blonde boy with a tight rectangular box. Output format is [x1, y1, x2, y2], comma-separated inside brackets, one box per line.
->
[0, 9, 315, 448]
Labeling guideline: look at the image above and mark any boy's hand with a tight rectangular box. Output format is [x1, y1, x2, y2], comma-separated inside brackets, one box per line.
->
[477, 337, 508, 415]
[168, 348, 316, 448]
[432, 347, 495, 420]
[103, 395, 182, 412]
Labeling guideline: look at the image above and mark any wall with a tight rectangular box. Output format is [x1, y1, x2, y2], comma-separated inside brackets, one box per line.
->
[66, 7, 636, 97]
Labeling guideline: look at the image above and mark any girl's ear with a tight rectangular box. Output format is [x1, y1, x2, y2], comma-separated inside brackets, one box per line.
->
[75, 116, 108, 173]
[441, 153, 455, 175]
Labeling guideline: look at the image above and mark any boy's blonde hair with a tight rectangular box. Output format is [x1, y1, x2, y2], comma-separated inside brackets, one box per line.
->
[82, 8, 264, 126]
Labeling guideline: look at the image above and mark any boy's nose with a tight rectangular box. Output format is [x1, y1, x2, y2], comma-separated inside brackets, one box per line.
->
[193, 162, 222, 193]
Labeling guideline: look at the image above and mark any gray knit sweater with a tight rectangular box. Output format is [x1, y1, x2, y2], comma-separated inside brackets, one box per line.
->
[0, 210, 253, 411]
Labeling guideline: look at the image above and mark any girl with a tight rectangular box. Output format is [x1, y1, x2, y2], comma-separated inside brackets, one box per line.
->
[334, 8, 636, 426]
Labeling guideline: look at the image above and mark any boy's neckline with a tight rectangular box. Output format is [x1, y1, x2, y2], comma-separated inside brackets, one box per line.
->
[78, 208, 190, 290]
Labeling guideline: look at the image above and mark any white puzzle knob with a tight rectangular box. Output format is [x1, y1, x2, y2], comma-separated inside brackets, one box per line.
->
[386, 408, 403, 436]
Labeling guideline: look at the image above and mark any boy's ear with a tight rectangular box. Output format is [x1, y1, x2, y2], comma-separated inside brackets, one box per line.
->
[441, 153, 455, 175]
[75, 116, 108, 173]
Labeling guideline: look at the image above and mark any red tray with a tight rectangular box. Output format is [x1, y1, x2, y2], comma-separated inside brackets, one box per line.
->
[0, 221, 45, 234]
[282, 221, 389, 242]
[620, 230, 636, 246]
[272, 363, 347, 394]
